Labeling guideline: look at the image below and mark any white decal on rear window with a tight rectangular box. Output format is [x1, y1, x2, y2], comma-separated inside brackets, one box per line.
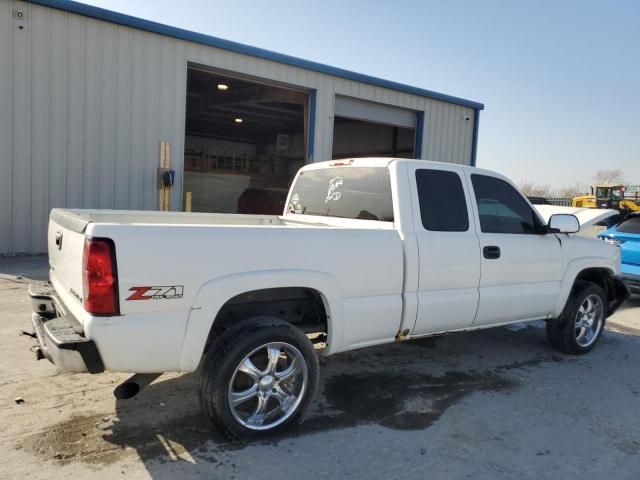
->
[289, 193, 303, 213]
[325, 177, 343, 203]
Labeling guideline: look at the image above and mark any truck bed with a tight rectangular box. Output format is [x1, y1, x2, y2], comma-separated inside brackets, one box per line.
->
[51, 209, 286, 232]
[47, 207, 404, 371]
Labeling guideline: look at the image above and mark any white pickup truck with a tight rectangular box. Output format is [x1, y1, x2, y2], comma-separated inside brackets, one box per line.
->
[28, 158, 629, 440]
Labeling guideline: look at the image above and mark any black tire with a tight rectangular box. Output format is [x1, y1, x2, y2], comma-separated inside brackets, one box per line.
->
[546, 280, 607, 355]
[199, 316, 319, 441]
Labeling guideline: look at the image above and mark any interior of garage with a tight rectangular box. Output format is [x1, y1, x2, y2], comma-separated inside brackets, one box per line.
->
[184, 67, 309, 214]
[331, 95, 417, 160]
[184, 72, 420, 215]
[332, 117, 415, 159]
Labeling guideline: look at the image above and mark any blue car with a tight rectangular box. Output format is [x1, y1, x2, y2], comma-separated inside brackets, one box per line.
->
[599, 212, 640, 293]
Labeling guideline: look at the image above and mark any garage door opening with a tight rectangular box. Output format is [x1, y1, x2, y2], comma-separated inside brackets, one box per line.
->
[332, 117, 415, 159]
[332, 95, 417, 160]
[184, 67, 310, 214]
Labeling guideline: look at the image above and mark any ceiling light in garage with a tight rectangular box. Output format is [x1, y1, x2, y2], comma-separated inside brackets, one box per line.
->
[234, 117, 243, 124]
[217, 83, 229, 91]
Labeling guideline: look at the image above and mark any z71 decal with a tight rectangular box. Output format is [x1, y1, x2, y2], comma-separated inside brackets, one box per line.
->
[126, 285, 184, 301]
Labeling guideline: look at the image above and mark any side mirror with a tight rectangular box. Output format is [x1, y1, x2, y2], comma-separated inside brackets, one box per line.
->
[548, 214, 580, 234]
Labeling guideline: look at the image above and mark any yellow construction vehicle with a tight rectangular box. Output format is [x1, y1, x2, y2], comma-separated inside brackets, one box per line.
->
[572, 185, 640, 213]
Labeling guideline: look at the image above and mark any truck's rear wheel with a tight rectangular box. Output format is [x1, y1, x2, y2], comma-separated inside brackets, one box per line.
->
[546, 281, 606, 354]
[199, 317, 319, 441]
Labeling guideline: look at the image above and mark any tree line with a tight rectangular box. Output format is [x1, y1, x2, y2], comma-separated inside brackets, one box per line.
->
[519, 169, 628, 198]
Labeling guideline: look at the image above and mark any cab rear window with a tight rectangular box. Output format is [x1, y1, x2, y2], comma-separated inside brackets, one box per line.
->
[288, 167, 394, 222]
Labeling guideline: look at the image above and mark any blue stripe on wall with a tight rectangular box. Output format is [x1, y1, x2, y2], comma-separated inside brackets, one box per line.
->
[470, 109, 480, 167]
[307, 91, 317, 162]
[414, 111, 425, 159]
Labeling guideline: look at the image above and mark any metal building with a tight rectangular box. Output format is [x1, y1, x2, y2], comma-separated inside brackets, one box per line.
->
[0, 0, 484, 254]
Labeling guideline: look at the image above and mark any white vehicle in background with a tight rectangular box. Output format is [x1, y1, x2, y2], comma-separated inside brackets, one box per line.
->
[28, 158, 629, 440]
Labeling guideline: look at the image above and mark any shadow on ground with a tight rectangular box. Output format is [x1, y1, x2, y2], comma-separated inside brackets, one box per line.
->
[22, 323, 575, 469]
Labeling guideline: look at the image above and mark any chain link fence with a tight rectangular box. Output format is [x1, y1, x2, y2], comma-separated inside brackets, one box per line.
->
[540, 197, 573, 206]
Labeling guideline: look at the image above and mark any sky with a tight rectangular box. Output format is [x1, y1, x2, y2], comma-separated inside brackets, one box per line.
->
[81, 0, 640, 190]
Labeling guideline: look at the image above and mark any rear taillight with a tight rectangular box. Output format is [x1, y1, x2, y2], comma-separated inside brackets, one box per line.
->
[82, 237, 119, 316]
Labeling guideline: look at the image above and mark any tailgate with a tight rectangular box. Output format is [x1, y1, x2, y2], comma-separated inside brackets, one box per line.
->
[47, 209, 89, 311]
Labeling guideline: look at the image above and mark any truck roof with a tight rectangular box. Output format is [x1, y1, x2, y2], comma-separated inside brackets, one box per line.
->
[304, 157, 478, 170]
[302, 157, 494, 177]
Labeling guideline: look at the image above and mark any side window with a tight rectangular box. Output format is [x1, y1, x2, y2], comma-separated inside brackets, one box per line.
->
[471, 174, 541, 234]
[415, 169, 469, 232]
[616, 216, 640, 234]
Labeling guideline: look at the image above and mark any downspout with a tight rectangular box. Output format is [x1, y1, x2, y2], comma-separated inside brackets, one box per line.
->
[470, 109, 480, 167]
[414, 111, 425, 159]
[307, 91, 317, 163]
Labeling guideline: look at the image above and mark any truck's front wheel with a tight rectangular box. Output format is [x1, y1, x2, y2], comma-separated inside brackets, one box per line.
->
[199, 317, 319, 440]
[546, 281, 607, 354]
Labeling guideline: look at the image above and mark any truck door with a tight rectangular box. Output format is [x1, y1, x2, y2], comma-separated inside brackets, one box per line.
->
[409, 164, 481, 335]
[466, 172, 563, 325]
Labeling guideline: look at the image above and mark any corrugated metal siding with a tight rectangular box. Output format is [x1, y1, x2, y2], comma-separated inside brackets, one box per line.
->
[1, 0, 476, 254]
[0, 0, 14, 254]
[423, 100, 475, 166]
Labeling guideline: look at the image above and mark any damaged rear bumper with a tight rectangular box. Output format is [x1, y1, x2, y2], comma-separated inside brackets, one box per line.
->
[28, 283, 104, 374]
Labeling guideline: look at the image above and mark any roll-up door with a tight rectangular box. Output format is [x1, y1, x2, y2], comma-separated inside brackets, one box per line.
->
[333, 96, 418, 159]
[334, 96, 417, 128]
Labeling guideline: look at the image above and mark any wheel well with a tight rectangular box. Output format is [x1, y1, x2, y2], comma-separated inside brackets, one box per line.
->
[574, 267, 611, 293]
[572, 267, 630, 317]
[204, 287, 329, 352]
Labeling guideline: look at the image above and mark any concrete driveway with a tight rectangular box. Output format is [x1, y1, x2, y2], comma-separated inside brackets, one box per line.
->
[0, 256, 638, 479]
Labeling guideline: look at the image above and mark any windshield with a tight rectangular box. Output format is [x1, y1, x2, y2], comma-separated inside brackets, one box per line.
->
[596, 186, 624, 201]
[287, 167, 394, 222]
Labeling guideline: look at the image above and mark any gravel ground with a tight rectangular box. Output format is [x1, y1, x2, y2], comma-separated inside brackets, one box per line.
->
[0, 255, 638, 480]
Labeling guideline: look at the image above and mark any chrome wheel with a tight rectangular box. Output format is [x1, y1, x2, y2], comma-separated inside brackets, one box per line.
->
[227, 342, 308, 431]
[574, 294, 604, 347]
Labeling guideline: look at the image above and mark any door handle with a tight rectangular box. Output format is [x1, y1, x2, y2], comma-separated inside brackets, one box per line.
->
[483, 245, 500, 259]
